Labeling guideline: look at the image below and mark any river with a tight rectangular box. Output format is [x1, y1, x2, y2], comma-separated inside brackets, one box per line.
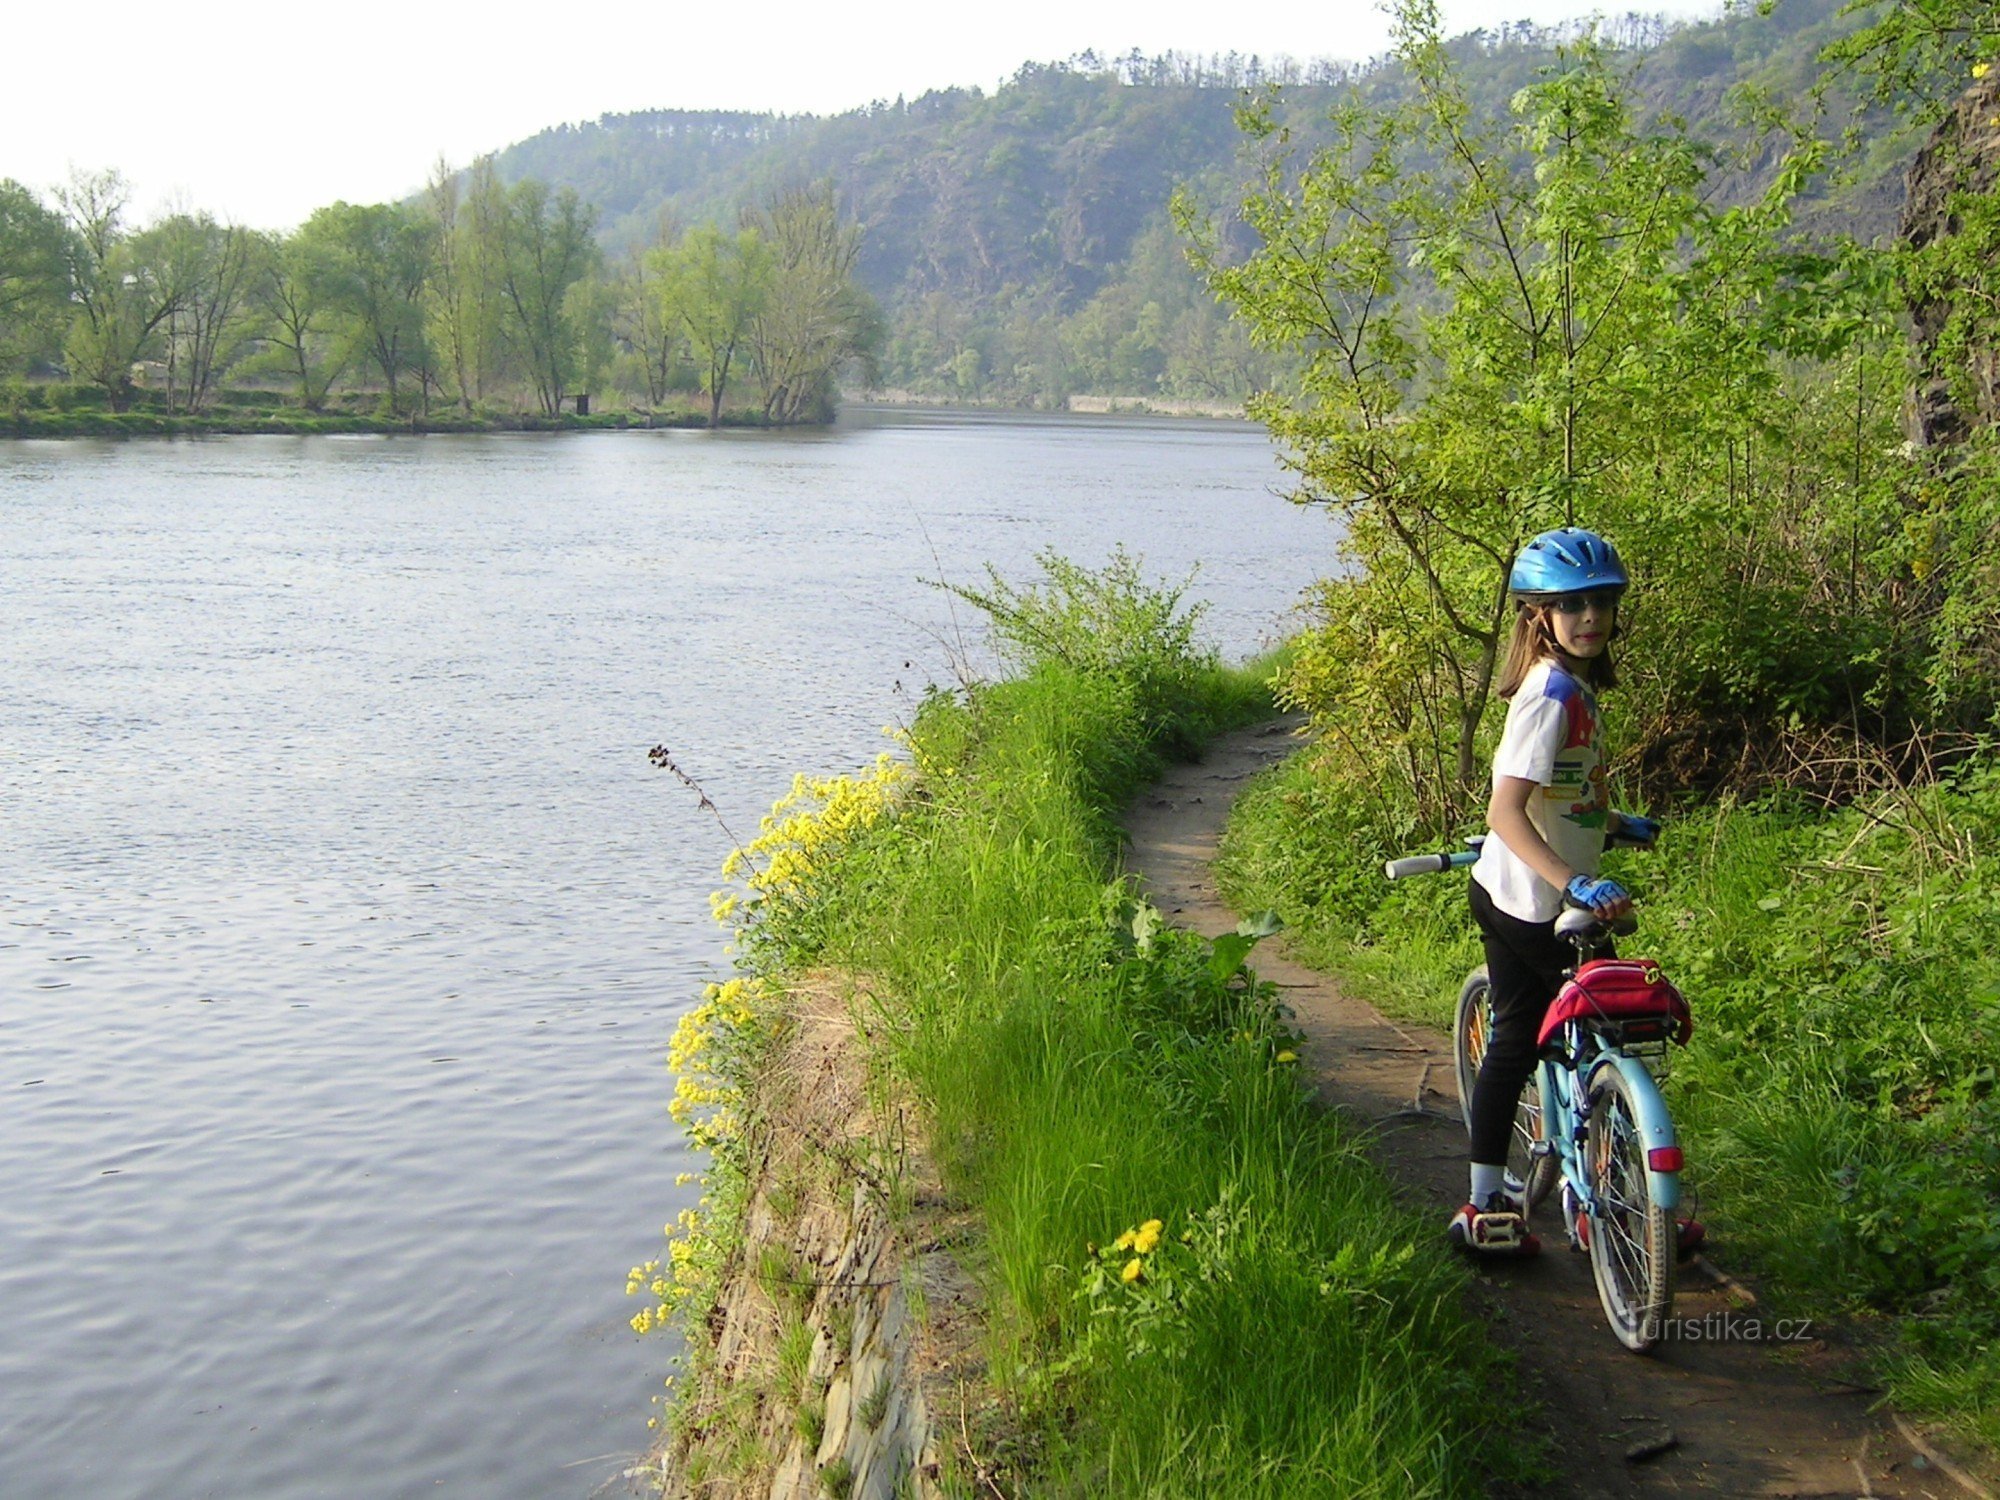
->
[0, 410, 1329, 1499]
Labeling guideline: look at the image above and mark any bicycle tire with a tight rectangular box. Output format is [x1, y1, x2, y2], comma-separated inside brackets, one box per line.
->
[1452, 968, 1556, 1208]
[1585, 1063, 1675, 1352]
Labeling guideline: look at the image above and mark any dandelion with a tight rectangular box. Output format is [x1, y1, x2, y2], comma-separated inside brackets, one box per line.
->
[1275, 1050, 1299, 1064]
[1121, 1257, 1144, 1284]
[1974, 61, 1991, 78]
[1113, 1228, 1137, 1252]
[1133, 1219, 1163, 1254]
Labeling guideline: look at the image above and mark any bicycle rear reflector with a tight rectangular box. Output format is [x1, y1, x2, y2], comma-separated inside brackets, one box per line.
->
[1647, 1146, 1684, 1172]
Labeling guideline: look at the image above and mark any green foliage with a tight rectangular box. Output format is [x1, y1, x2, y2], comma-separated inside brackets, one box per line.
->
[1191, 1, 1992, 828]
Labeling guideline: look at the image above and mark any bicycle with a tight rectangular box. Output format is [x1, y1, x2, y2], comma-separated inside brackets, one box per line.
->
[1384, 837, 1693, 1353]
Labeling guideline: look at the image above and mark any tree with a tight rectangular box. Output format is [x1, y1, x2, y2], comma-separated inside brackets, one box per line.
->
[56, 169, 188, 409]
[253, 223, 349, 411]
[313, 201, 433, 415]
[747, 185, 879, 422]
[151, 211, 262, 414]
[617, 212, 686, 407]
[664, 224, 772, 427]
[0, 179, 71, 372]
[496, 179, 600, 416]
[1180, 0, 1834, 820]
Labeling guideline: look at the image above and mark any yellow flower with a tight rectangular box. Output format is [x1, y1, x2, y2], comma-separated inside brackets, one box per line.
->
[1973, 61, 1991, 78]
[1133, 1219, 1163, 1254]
[1121, 1257, 1144, 1284]
[1112, 1229, 1137, 1252]
[1275, 1050, 1299, 1064]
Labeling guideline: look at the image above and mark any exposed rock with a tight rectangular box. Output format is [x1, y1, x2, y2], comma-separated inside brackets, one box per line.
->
[653, 981, 986, 1500]
[1900, 67, 2000, 446]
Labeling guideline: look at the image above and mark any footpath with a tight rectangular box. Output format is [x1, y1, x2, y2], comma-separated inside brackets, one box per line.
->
[1122, 720, 1988, 1500]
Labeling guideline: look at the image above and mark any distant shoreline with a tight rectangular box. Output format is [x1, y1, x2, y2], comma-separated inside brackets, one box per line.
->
[5, 393, 1252, 441]
[858, 388, 1248, 420]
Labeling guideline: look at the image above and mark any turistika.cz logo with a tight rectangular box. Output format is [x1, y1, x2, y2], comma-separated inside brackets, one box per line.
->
[1642, 1310, 1816, 1343]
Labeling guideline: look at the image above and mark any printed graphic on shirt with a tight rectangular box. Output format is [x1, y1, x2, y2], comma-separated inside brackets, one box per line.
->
[1540, 671, 1609, 831]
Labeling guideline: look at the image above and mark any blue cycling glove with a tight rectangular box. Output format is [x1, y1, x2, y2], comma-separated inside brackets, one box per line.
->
[1565, 874, 1631, 914]
[1614, 813, 1661, 847]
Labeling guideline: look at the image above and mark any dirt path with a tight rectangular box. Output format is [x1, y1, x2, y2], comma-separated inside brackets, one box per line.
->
[1122, 720, 1972, 1500]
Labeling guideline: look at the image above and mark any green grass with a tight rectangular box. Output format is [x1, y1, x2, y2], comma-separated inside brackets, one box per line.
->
[1219, 743, 2000, 1449]
[715, 559, 1523, 1496]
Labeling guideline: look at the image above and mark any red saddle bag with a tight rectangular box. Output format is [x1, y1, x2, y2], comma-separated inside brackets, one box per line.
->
[1537, 958, 1692, 1049]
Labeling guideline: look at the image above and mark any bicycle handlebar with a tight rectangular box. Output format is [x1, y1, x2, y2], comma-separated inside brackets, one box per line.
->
[1383, 850, 1480, 880]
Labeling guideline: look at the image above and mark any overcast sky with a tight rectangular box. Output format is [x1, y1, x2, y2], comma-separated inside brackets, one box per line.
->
[4, 0, 1722, 232]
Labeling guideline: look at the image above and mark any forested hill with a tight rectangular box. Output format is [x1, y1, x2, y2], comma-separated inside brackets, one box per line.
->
[486, 0, 1916, 403]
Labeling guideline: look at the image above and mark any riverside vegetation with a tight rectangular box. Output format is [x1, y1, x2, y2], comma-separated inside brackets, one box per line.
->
[637, 553, 1531, 1496]
[1199, 0, 2000, 1452]
[0, 172, 877, 432]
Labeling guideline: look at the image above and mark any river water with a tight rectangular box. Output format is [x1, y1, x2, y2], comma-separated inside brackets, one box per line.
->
[0, 410, 1329, 1499]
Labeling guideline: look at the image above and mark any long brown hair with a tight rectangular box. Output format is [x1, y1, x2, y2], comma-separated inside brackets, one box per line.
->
[1496, 600, 1618, 698]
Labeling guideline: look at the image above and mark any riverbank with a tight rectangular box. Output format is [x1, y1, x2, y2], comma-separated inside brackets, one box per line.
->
[0, 397, 778, 439]
[1217, 741, 2000, 1461]
[640, 558, 1523, 1496]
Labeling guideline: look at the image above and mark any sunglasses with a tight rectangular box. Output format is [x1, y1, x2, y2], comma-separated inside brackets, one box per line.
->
[1544, 590, 1624, 616]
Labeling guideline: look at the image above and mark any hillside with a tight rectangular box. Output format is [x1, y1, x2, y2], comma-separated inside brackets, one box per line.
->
[486, 0, 1918, 403]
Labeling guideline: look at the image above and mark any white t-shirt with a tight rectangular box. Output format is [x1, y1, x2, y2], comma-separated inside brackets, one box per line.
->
[1471, 659, 1610, 923]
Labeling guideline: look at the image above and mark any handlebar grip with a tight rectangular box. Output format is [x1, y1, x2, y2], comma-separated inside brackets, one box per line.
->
[1384, 853, 1453, 880]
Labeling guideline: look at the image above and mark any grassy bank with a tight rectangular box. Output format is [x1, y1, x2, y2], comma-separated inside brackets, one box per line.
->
[646, 557, 1524, 1496]
[1219, 744, 2000, 1446]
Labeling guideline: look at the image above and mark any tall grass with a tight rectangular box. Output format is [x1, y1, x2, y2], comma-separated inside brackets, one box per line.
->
[1220, 744, 2000, 1446]
[716, 559, 1520, 1494]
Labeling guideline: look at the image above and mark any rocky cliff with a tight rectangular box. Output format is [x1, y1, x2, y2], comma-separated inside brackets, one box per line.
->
[1900, 67, 2000, 445]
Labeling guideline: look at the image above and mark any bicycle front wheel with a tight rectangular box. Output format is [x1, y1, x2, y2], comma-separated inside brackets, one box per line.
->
[1585, 1063, 1675, 1352]
[1452, 968, 1554, 1209]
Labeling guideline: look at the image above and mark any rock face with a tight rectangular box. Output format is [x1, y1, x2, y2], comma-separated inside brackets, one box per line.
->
[1900, 67, 2000, 446]
[653, 988, 983, 1500]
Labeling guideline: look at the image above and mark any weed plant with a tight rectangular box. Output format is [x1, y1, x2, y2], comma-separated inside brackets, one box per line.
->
[676, 557, 1519, 1496]
[1219, 744, 2000, 1446]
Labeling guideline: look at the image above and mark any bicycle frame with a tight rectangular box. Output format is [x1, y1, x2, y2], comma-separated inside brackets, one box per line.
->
[1537, 1039, 1681, 1224]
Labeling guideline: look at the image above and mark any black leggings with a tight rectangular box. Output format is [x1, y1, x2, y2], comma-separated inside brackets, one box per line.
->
[1465, 879, 1599, 1166]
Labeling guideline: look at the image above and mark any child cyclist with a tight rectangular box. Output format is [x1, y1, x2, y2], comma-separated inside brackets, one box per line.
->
[1449, 527, 1696, 1257]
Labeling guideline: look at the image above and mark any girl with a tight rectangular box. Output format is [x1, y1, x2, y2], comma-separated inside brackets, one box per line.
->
[1450, 526, 1662, 1256]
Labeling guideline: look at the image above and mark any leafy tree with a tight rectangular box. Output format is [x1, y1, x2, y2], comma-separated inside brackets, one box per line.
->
[312, 200, 433, 416]
[663, 224, 772, 426]
[496, 179, 600, 416]
[1821, 0, 2000, 114]
[56, 169, 189, 409]
[0, 179, 70, 372]
[748, 184, 879, 422]
[151, 211, 262, 413]
[252, 223, 349, 411]
[1182, 0, 1861, 820]
[615, 212, 686, 407]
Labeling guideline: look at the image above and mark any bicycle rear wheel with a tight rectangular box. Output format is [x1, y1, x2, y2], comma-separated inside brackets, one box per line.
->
[1585, 1063, 1675, 1352]
[1452, 968, 1555, 1208]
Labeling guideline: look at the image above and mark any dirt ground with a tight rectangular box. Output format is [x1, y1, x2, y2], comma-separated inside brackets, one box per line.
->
[1121, 720, 1992, 1500]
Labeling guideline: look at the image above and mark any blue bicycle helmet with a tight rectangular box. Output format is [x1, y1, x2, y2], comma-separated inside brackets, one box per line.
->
[1509, 527, 1629, 597]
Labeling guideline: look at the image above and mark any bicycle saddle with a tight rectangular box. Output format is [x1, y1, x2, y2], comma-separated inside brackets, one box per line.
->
[1555, 906, 1638, 941]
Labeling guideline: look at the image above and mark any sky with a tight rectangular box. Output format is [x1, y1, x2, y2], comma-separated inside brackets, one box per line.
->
[4, 0, 1722, 232]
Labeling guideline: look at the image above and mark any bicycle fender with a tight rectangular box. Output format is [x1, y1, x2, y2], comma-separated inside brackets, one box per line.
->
[1589, 1055, 1682, 1211]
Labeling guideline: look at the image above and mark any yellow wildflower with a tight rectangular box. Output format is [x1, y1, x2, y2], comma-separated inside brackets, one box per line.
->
[1275, 1050, 1299, 1064]
[1974, 61, 1990, 78]
[1121, 1257, 1144, 1284]
[1113, 1228, 1137, 1251]
[1133, 1219, 1163, 1254]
